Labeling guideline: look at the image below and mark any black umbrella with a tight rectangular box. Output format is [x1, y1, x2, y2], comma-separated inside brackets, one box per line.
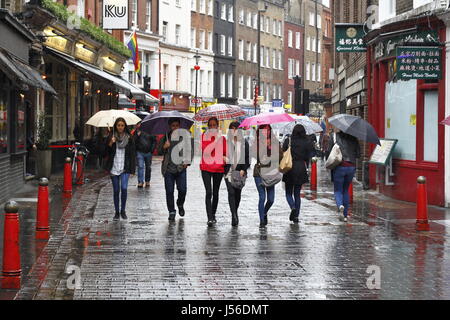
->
[132, 111, 151, 120]
[141, 110, 194, 135]
[328, 114, 381, 145]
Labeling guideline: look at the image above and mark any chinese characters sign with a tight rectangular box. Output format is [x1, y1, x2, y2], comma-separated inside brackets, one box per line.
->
[335, 24, 366, 52]
[396, 46, 442, 80]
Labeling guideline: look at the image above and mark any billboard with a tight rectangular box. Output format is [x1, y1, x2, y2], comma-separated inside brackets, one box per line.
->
[103, 0, 129, 30]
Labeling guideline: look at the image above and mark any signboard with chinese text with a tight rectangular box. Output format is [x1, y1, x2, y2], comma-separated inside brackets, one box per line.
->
[396, 46, 442, 80]
[335, 24, 366, 52]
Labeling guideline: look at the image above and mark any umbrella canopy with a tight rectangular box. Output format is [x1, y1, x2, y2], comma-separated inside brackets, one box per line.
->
[277, 116, 323, 135]
[328, 114, 380, 145]
[441, 116, 450, 126]
[132, 110, 151, 120]
[239, 112, 295, 128]
[85, 109, 141, 128]
[141, 110, 194, 135]
[193, 104, 246, 122]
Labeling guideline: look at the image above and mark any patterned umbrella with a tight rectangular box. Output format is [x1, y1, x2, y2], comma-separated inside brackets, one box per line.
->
[193, 104, 246, 122]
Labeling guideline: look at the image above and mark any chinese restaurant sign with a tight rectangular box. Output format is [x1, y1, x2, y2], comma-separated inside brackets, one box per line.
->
[335, 24, 366, 52]
[396, 46, 442, 80]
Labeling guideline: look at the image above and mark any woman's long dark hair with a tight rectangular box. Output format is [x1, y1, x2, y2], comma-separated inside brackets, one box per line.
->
[113, 117, 131, 136]
[207, 116, 219, 128]
[256, 124, 273, 157]
[292, 124, 306, 139]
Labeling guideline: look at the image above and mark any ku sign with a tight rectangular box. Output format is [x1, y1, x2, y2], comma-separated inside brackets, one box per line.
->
[103, 0, 128, 30]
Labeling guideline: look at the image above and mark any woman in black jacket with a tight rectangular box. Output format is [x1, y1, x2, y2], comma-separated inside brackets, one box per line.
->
[282, 124, 314, 223]
[224, 121, 250, 227]
[104, 118, 136, 221]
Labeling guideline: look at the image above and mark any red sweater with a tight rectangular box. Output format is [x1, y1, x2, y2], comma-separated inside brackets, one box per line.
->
[200, 132, 227, 173]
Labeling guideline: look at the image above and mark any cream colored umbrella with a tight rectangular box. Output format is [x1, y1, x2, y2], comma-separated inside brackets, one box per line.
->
[85, 109, 142, 128]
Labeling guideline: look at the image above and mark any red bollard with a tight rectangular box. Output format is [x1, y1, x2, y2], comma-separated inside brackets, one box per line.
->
[75, 151, 84, 185]
[2, 201, 21, 289]
[36, 177, 50, 240]
[348, 182, 353, 203]
[63, 157, 72, 194]
[310, 157, 317, 191]
[416, 176, 430, 231]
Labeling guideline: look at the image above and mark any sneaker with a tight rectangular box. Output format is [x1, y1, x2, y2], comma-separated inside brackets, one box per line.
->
[145, 182, 150, 188]
[178, 206, 185, 217]
[207, 220, 214, 227]
[343, 217, 348, 223]
[338, 205, 345, 214]
[168, 212, 176, 221]
[120, 211, 127, 220]
[113, 212, 120, 221]
[137, 183, 144, 188]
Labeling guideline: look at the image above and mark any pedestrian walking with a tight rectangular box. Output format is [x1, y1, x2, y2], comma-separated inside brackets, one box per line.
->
[158, 118, 192, 221]
[104, 118, 136, 221]
[253, 124, 283, 228]
[282, 124, 314, 224]
[224, 121, 250, 227]
[133, 121, 156, 188]
[200, 117, 227, 227]
[327, 129, 360, 222]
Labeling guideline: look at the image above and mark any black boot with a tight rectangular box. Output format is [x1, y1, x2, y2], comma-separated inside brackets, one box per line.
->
[289, 209, 296, 221]
[120, 211, 127, 220]
[113, 212, 120, 221]
[231, 212, 239, 226]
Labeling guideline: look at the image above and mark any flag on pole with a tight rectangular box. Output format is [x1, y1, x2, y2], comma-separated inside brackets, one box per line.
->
[127, 31, 141, 73]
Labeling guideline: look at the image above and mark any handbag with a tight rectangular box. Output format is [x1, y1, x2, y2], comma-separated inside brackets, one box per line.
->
[260, 167, 283, 187]
[325, 133, 342, 170]
[229, 170, 247, 189]
[279, 139, 292, 174]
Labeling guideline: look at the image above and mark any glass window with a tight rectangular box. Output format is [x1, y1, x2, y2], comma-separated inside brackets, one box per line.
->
[208, 0, 213, 15]
[423, 91, 438, 162]
[228, 5, 234, 22]
[146, 0, 152, 32]
[288, 30, 293, 47]
[247, 12, 252, 27]
[200, 0, 205, 13]
[385, 80, 417, 160]
[221, 3, 226, 20]
[228, 37, 233, 56]
[0, 84, 8, 154]
[227, 74, 233, 97]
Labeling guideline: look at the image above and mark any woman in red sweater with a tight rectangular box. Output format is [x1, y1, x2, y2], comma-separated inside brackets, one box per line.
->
[201, 117, 227, 227]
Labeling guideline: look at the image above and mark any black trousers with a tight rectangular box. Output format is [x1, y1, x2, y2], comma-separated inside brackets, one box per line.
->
[201, 171, 223, 220]
[225, 178, 242, 217]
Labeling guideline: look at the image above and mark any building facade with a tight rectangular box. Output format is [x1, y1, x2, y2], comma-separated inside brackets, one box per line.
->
[213, 0, 237, 105]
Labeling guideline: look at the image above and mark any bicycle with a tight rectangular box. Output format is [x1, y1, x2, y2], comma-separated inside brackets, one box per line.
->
[68, 142, 90, 184]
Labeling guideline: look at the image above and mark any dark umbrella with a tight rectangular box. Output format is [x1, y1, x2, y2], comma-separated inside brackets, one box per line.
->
[328, 114, 381, 145]
[141, 110, 194, 135]
[132, 111, 150, 120]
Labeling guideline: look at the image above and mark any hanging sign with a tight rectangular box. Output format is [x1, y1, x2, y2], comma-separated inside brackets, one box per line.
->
[103, 0, 129, 30]
[396, 46, 442, 80]
[335, 24, 366, 52]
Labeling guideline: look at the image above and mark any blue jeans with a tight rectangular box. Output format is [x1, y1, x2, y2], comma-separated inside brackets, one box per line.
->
[136, 151, 152, 184]
[285, 184, 302, 217]
[111, 173, 130, 213]
[333, 166, 356, 217]
[254, 176, 275, 222]
[164, 169, 187, 214]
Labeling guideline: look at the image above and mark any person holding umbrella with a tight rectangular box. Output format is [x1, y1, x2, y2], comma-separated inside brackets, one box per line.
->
[200, 117, 227, 227]
[104, 118, 136, 221]
[282, 124, 314, 224]
[224, 121, 250, 227]
[133, 121, 156, 188]
[157, 118, 192, 221]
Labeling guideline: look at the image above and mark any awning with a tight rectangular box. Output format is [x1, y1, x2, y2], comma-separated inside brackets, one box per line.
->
[46, 48, 131, 95]
[111, 77, 159, 105]
[0, 48, 57, 94]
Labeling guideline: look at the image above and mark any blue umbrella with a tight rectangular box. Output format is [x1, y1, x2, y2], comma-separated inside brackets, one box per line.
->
[141, 110, 194, 135]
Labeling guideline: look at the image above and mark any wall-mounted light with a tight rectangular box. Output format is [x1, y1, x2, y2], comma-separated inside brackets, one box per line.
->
[41, 75, 47, 80]
[96, 89, 101, 94]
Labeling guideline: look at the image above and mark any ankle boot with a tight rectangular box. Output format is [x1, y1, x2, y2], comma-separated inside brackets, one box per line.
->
[231, 212, 239, 226]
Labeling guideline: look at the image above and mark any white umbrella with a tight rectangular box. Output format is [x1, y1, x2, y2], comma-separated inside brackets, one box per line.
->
[85, 110, 142, 128]
[277, 116, 323, 135]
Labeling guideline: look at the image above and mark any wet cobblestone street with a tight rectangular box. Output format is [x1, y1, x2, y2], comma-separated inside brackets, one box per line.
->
[5, 158, 450, 300]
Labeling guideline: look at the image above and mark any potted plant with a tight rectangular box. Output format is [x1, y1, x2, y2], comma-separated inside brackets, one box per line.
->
[36, 112, 52, 179]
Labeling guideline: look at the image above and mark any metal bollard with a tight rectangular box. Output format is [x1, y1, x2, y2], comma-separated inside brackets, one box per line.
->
[416, 176, 430, 231]
[36, 177, 50, 240]
[2, 201, 21, 289]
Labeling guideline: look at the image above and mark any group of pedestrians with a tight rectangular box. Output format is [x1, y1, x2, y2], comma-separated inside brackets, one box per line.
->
[103, 115, 360, 227]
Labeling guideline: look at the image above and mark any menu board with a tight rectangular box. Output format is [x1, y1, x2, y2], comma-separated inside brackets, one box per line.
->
[368, 139, 398, 166]
[396, 46, 442, 80]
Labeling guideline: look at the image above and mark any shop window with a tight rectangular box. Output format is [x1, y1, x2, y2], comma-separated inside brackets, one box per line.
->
[0, 84, 8, 154]
[423, 91, 438, 162]
[385, 80, 417, 160]
[16, 95, 26, 152]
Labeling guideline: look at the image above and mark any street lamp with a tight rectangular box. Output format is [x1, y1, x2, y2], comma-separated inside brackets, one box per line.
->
[194, 50, 201, 114]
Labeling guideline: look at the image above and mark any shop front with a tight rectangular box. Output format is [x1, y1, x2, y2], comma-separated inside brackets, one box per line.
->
[366, 18, 446, 206]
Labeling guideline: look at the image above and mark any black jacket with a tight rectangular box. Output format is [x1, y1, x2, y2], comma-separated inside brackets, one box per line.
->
[134, 129, 156, 154]
[282, 135, 314, 186]
[224, 138, 251, 175]
[104, 134, 136, 174]
[327, 132, 361, 164]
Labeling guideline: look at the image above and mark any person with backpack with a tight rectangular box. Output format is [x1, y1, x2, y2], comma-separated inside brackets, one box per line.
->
[253, 124, 283, 228]
[200, 117, 227, 227]
[327, 128, 361, 222]
[158, 118, 193, 221]
[224, 121, 250, 227]
[133, 121, 156, 188]
[104, 118, 136, 221]
[282, 124, 314, 224]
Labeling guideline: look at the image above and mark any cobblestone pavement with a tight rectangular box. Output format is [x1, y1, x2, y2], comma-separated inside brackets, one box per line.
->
[7, 157, 450, 300]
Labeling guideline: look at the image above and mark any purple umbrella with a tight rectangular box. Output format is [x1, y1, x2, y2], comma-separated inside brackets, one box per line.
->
[441, 116, 450, 126]
[141, 111, 194, 135]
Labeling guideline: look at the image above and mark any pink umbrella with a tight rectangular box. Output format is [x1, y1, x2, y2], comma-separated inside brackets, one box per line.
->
[441, 116, 450, 126]
[239, 112, 295, 128]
